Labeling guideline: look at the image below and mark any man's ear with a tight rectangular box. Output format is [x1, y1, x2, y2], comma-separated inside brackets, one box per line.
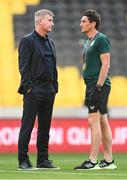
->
[38, 19, 43, 25]
[92, 21, 96, 28]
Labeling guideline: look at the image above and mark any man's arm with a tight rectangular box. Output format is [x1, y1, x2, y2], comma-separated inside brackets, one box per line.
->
[18, 37, 32, 94]
[97, 53, 110, 87]
[51, 40, 58, 93]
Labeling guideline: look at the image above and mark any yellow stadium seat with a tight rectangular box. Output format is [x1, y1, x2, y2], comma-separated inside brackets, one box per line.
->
[110, 76, 127, 106]
[12, 2, 26, 14]
[0, 0, 127, 109]
[24, 0, 40, 5]
[0, 0, 40, 108]
[55, 66, 84, 108]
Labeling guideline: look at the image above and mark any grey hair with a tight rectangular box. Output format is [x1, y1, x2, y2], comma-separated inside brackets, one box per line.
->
[34, 9, 54, 26]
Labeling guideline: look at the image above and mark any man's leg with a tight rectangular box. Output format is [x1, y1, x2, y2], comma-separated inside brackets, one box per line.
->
[74, 111, 101, 170]
[74, 86, 102, 170]
[99, 114, 117, 169]
[18, 93, 38, 164]
[89, 112, 102, 163]
[36, 95, 59, 169]
[100, 114, 113, 162]
[36, 94, 55, 163]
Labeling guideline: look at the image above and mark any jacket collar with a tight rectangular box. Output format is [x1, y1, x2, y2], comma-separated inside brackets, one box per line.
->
[32, 31, 55, 58]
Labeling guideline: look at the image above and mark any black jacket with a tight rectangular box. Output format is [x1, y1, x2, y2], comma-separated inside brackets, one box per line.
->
[18, 31, 58, 95]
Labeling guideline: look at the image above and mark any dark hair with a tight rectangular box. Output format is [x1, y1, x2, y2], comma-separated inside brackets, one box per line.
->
[83, 9, 101, 30]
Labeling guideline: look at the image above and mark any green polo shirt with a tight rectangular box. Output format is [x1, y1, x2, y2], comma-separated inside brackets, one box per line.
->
[82, 32, 111, 87]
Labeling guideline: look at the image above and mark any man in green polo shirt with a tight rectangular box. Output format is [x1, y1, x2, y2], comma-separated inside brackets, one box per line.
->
[74, 9, 117, 170]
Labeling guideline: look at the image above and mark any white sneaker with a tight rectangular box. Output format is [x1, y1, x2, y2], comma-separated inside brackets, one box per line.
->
[99, 159, 117, 169]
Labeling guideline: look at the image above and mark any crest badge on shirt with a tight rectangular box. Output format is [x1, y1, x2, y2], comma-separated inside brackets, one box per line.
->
[90, 40, 95, 46]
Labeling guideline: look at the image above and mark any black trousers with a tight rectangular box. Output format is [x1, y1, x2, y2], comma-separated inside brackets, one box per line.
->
[18, 91, 55, 165]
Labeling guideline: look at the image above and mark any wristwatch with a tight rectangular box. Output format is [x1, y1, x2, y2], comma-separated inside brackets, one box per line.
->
[96, 84, 102, 91]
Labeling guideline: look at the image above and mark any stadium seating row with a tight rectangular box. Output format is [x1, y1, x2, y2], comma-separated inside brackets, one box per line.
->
[0, 62, 127, 108]
[12, 0, 127, 75]
[0, 0, 127, 108]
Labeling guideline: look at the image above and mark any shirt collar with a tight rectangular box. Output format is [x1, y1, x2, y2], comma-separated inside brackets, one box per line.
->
[35, 31, 48, 40]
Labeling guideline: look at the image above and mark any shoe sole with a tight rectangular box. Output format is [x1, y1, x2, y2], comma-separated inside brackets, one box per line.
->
[75, 166, 101, 170]
[36, 167, 60, 170]
[18, 167, 37, 171]
[100, 165, 117, 170]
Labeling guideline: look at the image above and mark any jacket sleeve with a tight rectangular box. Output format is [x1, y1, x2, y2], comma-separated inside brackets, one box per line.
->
[52, 41, 58, 93]
[54, 67, 58, 93]
[18, 37, 33, 94]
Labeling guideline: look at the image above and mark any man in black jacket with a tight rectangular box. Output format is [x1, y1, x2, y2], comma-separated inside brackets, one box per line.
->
[18, 9, 59, 170]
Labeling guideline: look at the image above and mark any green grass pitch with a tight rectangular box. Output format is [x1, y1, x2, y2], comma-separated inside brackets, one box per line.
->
[0, 153, 126, 179]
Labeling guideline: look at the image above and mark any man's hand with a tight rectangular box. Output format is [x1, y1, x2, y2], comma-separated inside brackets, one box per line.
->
[89, 84, 102, 105]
